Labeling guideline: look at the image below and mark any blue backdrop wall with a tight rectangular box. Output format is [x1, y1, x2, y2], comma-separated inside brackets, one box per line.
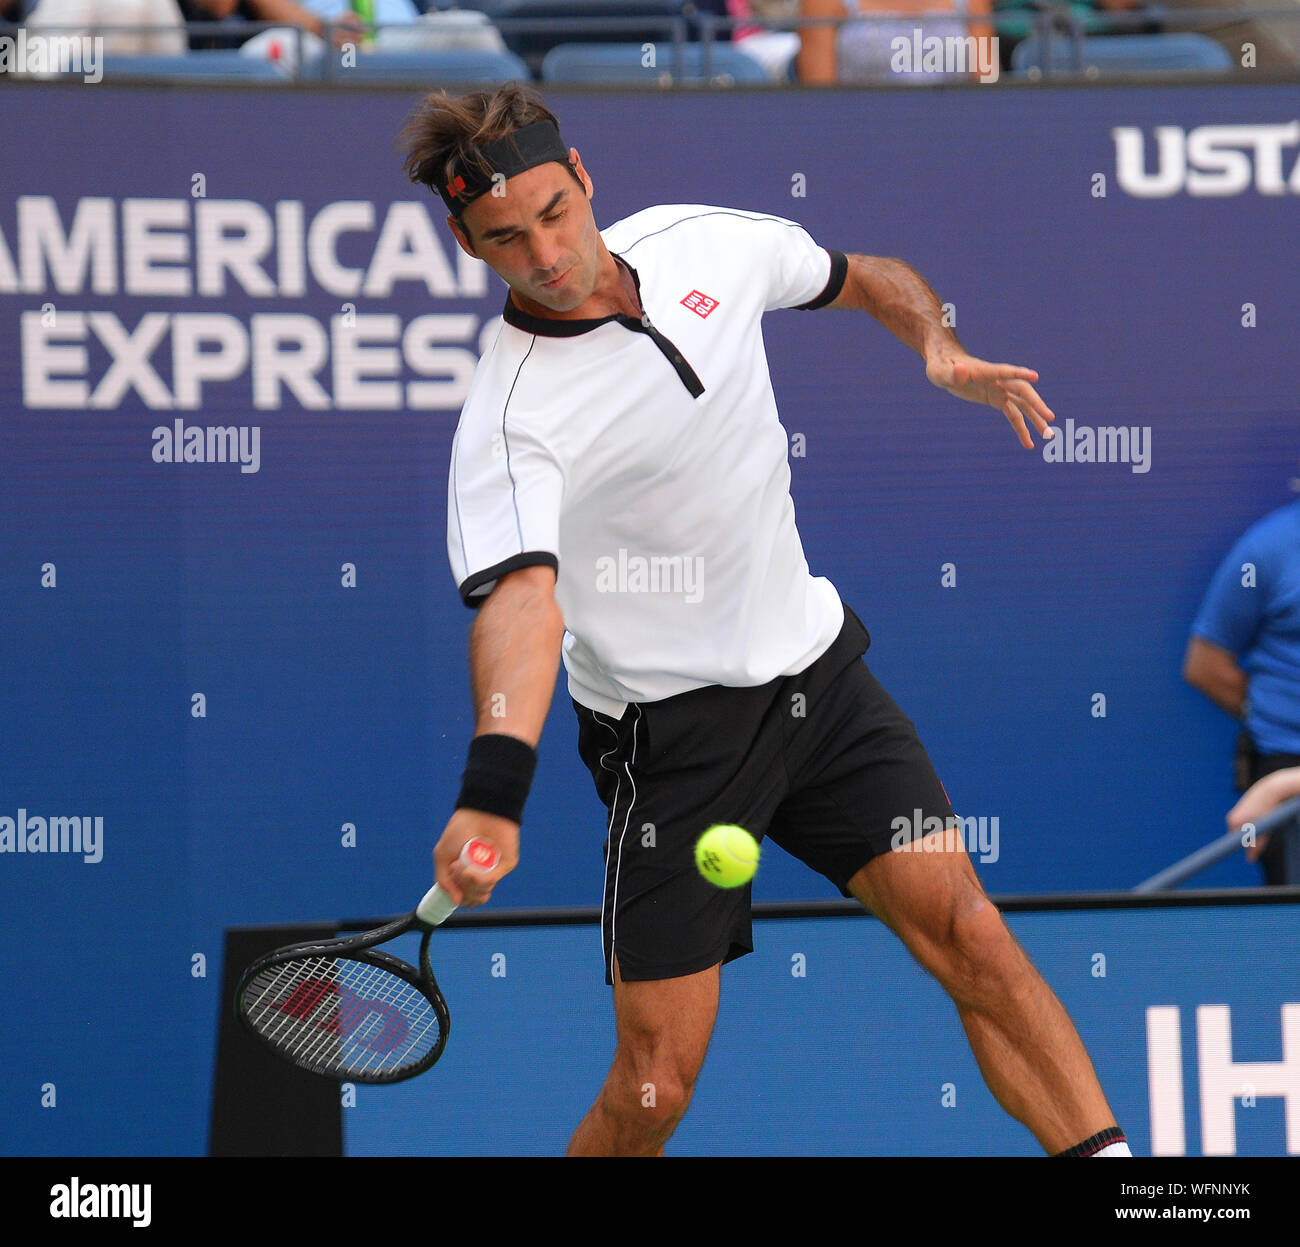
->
[344, 902, 1300, 1158]
[1, 80, 1297, 1154]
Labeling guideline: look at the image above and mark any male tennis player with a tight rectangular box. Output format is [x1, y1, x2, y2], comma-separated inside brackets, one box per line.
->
[401, 83, 1130, 1158]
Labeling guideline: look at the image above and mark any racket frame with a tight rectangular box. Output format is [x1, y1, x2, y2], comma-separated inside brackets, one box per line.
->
[234, 912, 450, 1084]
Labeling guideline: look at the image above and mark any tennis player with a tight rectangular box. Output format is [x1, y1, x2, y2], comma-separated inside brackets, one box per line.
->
[401, 83, 1130, 1158]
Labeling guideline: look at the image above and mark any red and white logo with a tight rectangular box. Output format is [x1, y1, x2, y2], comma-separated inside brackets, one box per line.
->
[466, 839, 500, 869]
[681, 290, 719, 319]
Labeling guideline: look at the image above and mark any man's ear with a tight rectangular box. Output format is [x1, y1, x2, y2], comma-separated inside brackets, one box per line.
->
[448, 215, 478, 259]
[569, 147, 594, 201]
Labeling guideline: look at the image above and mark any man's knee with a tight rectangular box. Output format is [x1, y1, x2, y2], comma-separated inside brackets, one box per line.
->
[621, 1057, 694, 1128]
[603, 962, 718, 1137]
[598, 1039, 698, 1144]
[919, 894, 1028, 1004]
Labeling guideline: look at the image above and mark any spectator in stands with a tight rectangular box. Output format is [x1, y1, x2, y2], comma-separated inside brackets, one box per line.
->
[300, 0, 419, 36]
[1227, 765, 1300, 882]
[1184, 483, 1300, 885]
[728, 0, 802, 81]
[24, 0, 188, 54]
[796, 0, 994, 83]
[990, 0, 1157, 72]
[186, 0, 504, 60]
[179, 0, 362, 49]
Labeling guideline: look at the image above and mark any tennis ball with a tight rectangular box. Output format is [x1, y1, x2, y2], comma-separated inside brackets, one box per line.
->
[695, 824, 760, 889]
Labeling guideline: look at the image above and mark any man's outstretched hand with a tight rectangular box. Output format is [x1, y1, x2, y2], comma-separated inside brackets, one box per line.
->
[925, 352, 1057, 449]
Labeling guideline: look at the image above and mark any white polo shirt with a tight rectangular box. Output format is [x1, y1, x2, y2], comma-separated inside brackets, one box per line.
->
[447, 204, 850, 719]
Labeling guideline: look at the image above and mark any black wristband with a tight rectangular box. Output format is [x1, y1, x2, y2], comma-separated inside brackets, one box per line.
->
[455, 734, 538, 824]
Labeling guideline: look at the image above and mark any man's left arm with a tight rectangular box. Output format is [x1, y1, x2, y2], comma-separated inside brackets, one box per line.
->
[825, 252, 1057, 449]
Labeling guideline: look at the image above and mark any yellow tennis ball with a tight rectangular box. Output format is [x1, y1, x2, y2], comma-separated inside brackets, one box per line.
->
[695, 824, 760, 889]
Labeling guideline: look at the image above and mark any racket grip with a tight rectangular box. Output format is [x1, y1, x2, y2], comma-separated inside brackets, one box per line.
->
[416, 837, 502, 926]
[416, 882, 457, 926]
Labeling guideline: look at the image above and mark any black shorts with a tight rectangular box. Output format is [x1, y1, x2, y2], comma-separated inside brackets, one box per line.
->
[572, 602, 957, 985]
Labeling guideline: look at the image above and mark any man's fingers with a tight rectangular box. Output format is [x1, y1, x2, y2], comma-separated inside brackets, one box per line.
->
[999, 378, 1056, 424]
[965, 360, 1039, 384]
[448, 862, 484, 906]
[1003, 400, 1033, 449]
[935, 357, 1056, 448]
[433, 849, 464, 906]
[434, 839, 498, 906]
[998, 380, 1055, 441]
[449, 854, 501, 906]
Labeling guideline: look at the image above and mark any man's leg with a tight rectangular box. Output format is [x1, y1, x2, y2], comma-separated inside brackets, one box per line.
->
[568, 959, 719, 1156]
[848, 828, 1117, 1154]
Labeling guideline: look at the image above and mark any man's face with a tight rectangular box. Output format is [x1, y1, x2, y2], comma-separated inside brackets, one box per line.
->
[451, 152, 600, 314]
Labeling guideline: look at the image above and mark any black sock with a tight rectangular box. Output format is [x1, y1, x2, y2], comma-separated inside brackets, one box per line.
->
[1053, 1126, 1127, 1157]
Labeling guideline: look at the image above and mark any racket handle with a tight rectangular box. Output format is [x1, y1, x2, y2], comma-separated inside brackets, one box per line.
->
[416, 837, 502, 925]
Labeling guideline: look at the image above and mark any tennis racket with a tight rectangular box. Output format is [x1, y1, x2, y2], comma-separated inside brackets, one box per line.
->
[234, 837, 500, 1084]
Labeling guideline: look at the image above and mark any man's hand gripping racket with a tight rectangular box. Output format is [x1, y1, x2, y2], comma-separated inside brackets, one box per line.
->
[234, 837, 500, 1084]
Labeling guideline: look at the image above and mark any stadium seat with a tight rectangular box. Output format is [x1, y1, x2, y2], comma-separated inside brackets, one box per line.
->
[993, 1, 1115, 44]
[1011, 32, 1232, 76]
[541, 41, 769, 85]
[96, 52, 289, 81]
[305, 47, 531, 84]
[461, 0, 690, 73]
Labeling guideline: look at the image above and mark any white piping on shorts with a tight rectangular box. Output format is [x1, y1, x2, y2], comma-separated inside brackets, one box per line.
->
[594, 703, 641, 982]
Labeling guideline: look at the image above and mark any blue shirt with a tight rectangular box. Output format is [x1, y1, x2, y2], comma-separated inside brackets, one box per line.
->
[1192, 499, 1300, 755]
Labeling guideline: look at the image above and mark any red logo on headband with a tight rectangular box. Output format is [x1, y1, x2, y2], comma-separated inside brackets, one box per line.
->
[681, 290, 719, 318]
[446, 174, 467, 200]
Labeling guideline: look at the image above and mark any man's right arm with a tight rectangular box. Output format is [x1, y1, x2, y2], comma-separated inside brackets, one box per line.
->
[1182, 635, 1247, 719]
[435, 564, 565, 906]
[468, 565, 565, 749]
[1185, 526, 1264, 721]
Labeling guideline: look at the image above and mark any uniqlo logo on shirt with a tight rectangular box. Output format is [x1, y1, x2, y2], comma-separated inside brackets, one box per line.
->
[681, 290, 719, 318]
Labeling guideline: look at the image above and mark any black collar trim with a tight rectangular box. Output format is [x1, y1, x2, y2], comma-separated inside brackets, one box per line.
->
[500, 254, 640, 338]
[501, 255, 705, 398]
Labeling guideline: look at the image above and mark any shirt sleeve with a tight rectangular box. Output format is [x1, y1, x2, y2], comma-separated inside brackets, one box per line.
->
[1191, 528, 1266, 657]
[447, 418, 563, 609]
[728, 211, 848, 312]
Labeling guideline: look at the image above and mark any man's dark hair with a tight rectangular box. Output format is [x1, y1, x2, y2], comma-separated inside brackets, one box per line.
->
[399, 82, 582, 211]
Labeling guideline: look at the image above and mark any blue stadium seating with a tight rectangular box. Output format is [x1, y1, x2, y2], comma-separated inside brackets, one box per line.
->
[541, 41, 769, 85]
[461, 0, 690, 71]
[97, 52, 289, 81]
[305, 47, 531, 83]
[1011, 31, 1232, 76]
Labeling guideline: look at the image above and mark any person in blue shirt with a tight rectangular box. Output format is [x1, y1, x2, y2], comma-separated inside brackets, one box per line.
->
[1185, 493, 1300, 884]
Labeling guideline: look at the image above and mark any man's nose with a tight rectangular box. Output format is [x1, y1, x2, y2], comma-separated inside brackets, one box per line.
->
[528, 235, 563, 275]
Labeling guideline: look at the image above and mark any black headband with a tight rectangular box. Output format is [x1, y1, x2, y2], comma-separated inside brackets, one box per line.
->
[437, 119, 571, 218]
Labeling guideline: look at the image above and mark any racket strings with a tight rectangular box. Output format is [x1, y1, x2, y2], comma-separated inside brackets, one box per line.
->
[242, 954, 443, 1078]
